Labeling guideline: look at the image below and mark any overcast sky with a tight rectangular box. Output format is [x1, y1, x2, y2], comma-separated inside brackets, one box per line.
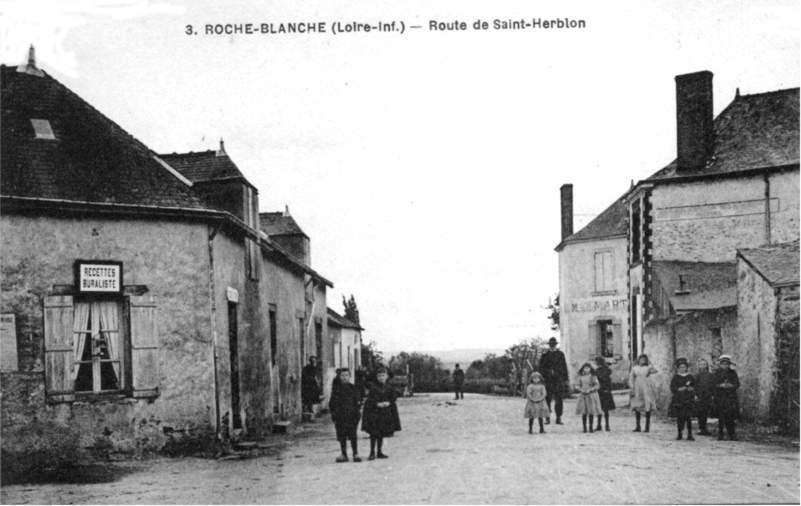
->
[2, 0, 798, 354]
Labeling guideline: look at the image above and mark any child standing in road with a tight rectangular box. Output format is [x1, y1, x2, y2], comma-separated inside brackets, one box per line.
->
[712, 355, 740, 441]
[669, 358, 696, 441]
[329, 368, 363, 463]
[630, 354, 658, 433]
[694, 358, 714, 435]
[575, 363, 602, 433]
[362, 367, 402, 460]
[594, 356, 616, 431]
[524, 372, 550, 434]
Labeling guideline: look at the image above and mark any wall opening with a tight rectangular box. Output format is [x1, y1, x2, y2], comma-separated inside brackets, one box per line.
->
[228, 301, 242, 429]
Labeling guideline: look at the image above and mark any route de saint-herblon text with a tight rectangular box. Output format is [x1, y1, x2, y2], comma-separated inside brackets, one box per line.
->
[187, 18, 587, 36]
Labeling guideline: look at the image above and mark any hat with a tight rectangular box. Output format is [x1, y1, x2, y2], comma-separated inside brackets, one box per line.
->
[548, 337, 558, 345]
[594, 356, 605, 366]
[719, 355, 732, 363]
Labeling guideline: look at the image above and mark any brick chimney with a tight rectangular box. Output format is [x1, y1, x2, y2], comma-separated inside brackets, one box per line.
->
[675, 71, 714, 172]
[560, 184, 573, 241]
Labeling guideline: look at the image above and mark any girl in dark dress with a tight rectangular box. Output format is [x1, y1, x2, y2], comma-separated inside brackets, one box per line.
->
[593, 356, 616, 431]
[669, 358, 696, 441]
[712, 355, 740, 441]
[694, 358, 714, 436]
[329, 368, 363, 463]
[361, 367, 401, 460]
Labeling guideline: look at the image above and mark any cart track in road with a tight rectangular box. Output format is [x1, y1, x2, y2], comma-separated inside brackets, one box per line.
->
[1, 393, 798, 504]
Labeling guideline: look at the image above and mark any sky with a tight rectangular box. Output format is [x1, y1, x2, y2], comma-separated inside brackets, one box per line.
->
[1, 0, 798, 355]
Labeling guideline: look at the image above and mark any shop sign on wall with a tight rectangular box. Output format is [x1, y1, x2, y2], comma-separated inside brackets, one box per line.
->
[1, 314, 18, 372]
[76, 260, 123, 293]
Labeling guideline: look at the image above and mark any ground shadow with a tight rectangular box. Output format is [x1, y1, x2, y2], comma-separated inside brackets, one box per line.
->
[1, 462, 142, 486]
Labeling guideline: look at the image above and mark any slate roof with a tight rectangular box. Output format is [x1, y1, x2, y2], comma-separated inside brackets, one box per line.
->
[0, 65, 206, 209]
[556, 194, 628, 250]
[159, 149, 253, 187]
[652, 261, 738, 311]
[327, 308, 363, 330]
[738, 240, 800, 287]
[260, 212, 308, 238]
[649, 88, 800, 181]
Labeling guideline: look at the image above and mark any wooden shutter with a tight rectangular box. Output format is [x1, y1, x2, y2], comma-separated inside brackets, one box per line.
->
[44, 295, 75, 402]
[130, 295, 159, 398]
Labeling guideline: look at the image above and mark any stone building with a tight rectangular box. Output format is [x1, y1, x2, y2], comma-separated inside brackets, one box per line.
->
[0, 54, 334, 458]
[735, 241, 799, 426]
[624, 71, 799, 420]
[555, 185, 630, 384]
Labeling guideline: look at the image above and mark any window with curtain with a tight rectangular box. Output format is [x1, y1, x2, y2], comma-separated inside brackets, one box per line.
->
[44, 294, 160, 402]
[73, 301, 122, 393]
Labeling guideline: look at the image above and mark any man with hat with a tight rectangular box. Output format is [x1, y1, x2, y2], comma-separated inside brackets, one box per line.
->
[302, 356, 322, 415]
[712, 354, 740, 441]
[539, 337, 569, 424]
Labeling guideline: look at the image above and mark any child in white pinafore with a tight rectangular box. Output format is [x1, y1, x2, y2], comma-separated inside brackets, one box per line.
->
[524, 372, 550, 434]
[575, 363, 603, 433]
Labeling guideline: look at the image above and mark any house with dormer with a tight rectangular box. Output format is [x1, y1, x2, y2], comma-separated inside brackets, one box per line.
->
[0, 50, 334, 459]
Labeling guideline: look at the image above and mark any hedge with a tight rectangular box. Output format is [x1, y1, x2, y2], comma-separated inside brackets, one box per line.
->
[413, 378, 509, 395]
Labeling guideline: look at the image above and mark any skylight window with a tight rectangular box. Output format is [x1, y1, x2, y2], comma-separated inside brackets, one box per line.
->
[31, 119, 56, 140]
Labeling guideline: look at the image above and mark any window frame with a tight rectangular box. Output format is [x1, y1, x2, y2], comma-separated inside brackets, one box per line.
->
[43, 293, 160, 403]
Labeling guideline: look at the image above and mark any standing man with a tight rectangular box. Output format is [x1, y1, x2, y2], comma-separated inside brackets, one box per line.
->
[539, 337, 568, 424]
[452, 363, 465, 400]
[302, 356, 322, 414]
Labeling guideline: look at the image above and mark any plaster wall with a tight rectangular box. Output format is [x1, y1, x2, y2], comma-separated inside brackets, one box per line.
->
[0, 213, 215, 453]
[650, 172, 799, 263]
[260, 256, 306, 420]
[559, 236, 630, 385]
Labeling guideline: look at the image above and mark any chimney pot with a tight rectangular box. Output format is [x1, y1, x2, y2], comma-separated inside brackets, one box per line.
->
[560, 184, 573, 241]
[675, 71, 714, 172]
[216, 138, 227, 157]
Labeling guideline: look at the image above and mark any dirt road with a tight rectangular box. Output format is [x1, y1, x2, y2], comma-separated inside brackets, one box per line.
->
[2, 393, 798, 504]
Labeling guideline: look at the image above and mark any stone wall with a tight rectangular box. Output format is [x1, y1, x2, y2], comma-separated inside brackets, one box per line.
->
[735, 257, 778, 420]
[643, 306, 737, 413]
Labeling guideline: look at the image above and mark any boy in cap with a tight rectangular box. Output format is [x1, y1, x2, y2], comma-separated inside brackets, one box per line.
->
[329, 368, 363, 462]
[712, 355, 740, 441]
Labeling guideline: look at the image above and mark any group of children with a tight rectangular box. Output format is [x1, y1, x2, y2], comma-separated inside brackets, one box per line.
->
[328, 367, 402, 463]
[525, 355, 616, 434]
[524, 353, 741, 441]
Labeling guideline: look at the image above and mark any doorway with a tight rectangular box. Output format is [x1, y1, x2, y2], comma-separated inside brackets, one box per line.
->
[228, 301, 242, 429]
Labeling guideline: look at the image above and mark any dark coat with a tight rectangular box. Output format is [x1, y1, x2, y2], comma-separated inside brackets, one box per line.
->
[452, 368, 465, 386]
[329, 381, 362, 440]
[301, 364, 321, 405]
[669, 373, 696, 418]
[540, 349, 569, 394]
[595, 365, 616, 411]
[354, 369, 369, 400]
[362, 382, 401, 437]
[694, 371, 714, 413]
[711, 369, 740, 420]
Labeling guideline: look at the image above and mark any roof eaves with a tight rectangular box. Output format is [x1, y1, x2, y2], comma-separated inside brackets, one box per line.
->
[555, 233, 627, 252]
